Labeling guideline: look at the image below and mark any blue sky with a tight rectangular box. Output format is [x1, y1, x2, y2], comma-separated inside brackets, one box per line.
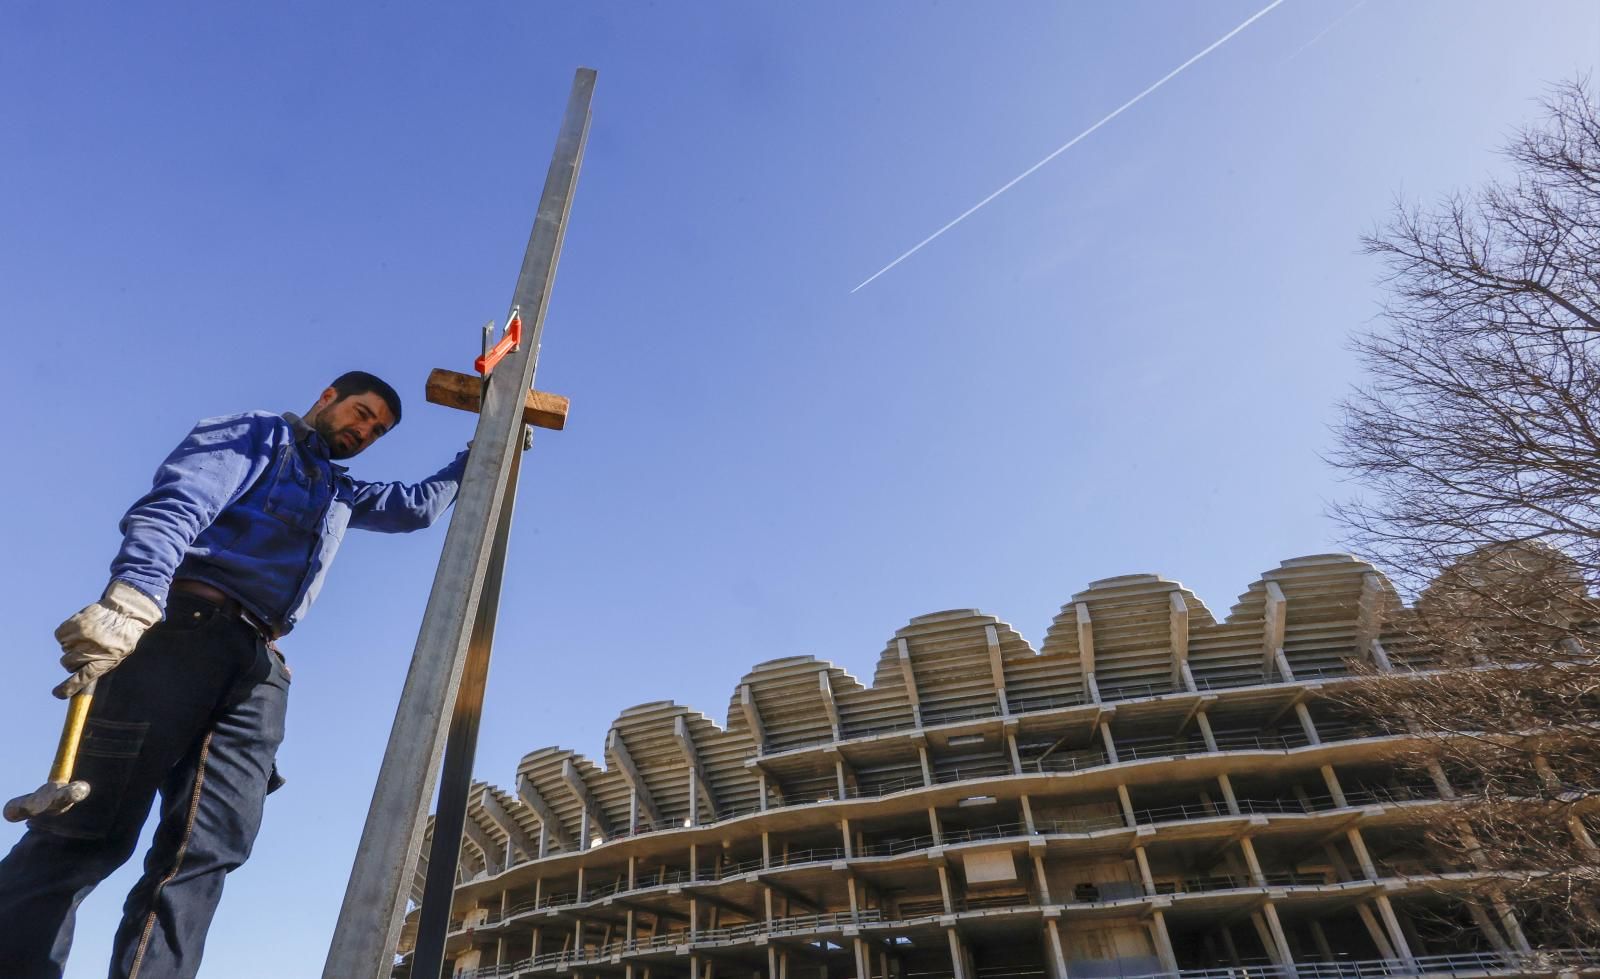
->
[2, 2, 1596, 975]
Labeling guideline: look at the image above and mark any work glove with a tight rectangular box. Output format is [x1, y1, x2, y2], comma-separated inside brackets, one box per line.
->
[53, 581, 162, 699]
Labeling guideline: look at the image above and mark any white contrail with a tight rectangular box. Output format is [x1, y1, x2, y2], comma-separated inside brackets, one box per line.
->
[1279, 0, 1367, 66]
[850, 0, 1289, 294]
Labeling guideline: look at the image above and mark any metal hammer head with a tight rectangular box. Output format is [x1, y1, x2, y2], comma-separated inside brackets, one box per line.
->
[3, 779, 91, 823]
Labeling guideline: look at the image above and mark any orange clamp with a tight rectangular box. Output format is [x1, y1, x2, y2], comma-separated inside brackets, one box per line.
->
[475, 314, 522, 375]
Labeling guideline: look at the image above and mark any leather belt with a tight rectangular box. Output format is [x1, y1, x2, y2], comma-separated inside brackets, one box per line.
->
[171, 579, 282, 641]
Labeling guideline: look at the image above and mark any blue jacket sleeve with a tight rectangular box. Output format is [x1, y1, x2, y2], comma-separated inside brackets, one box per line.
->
[109, 413, 278, 609]
[347, 449, 469, 533]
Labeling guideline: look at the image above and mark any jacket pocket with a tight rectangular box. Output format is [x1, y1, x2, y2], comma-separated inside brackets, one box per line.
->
[261, 444, 325, 532]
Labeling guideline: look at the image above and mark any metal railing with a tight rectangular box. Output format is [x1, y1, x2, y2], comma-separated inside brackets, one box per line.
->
[841, 718, 920, 739]
[695, 855, 764, 880]
[920, 703, 1004, 726]
[932, 761, 1016, 785]
[456, 928, 1600, 979]
[1029, 748, 1110, 774]
[1116, 737, 1212, 761]
[857, 833, 938, 857]
[1099, 680, 1183, 702]
[1007, 692, 1085, 713]
[1153, 871, 1331, 894]
[1039, 813, 1129, 834]
[769, 845, 847, 866]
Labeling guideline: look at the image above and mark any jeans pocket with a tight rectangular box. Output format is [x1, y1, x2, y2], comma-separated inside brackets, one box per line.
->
[31, 717, 149, 840]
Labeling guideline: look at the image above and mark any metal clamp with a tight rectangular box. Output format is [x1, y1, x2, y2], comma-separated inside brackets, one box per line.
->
[474, 306, 522, 375]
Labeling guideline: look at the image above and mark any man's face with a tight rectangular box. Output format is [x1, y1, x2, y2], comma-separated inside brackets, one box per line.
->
[309, 389, 395, 459]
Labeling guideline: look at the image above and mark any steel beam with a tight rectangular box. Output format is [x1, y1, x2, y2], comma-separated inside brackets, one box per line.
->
[321, 67, 595, 979]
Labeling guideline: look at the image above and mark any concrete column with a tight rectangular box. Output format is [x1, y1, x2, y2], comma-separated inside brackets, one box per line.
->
[1216, 773, 1241, 815]
[841, 819, 854, 858]
[1491, 895, 1533, 954]
[1238, 837, 1267, 887]
[1261, 904, 1297, 975]
[1355, 902, 1395, 959]
[854, 938, 868, 979]
[768, 948, 778, 979]
[1322, 843, 1354, 882]
[1293, 702, 1320, 745]
[1426, 761, 1455, 799]
[1116, 785, 1137, 827]
[918, 745, 932, 787]
[1098, 723, 1120, 764]
[1373, 895, 1415, 967]
[1274, 649, 1296, 683]
[1319, 766, 1346, 808]
[937, 864, 954, 912]
[1020, 794, 1037, 834]
[946, 930, 967, 979]
[847, 875, 860, 919]
[762, 832, 771, 869]
[758, 772, 769, 812]
[1007, 733, 1023, 775]
[1369, 639, 1394, 672]
[1149, 910, 1178, 973]
[1133, 846, 1156, 896]
[1345, 829, 1378, 879]
[1218, 926, 1243, 966]
[1466, 902, 1514, 956]
[1196, 712, 1219, 753]
[928, 808, 943, 845]
[1045, 920, 1068, 979]
[1308, 921, 1334, 962]
[1249, 912, 1283, 966]
[1033, 853, 1052, 904]
[628, 855, 637, 890]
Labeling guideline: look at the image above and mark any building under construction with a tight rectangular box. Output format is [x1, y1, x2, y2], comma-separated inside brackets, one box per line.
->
[397, 554, 1592, 978]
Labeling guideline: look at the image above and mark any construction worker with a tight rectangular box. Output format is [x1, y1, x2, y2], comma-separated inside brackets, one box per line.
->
[0, 371, 468, 979]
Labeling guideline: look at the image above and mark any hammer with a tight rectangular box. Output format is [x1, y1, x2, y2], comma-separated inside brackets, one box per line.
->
[4, 680, 96, 822]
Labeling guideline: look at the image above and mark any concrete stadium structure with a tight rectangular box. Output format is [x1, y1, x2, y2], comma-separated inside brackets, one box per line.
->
[396, 554, 1595, 979]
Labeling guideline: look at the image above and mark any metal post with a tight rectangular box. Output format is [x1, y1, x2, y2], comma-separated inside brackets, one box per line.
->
[321, 67, 595, 979]
[412, 445, 523, 978]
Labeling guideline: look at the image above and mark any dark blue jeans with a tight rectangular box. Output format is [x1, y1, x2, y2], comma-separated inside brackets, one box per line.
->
[0, 594, 290, 979]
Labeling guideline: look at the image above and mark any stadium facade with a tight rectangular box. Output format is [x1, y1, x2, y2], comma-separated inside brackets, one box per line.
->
[398, 554, 1590, 978]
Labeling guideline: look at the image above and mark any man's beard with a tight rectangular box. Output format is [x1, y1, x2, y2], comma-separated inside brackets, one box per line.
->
[312, 416, 358, 459]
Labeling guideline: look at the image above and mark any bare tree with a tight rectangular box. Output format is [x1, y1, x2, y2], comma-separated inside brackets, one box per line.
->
[1331, 81, 1600, 950]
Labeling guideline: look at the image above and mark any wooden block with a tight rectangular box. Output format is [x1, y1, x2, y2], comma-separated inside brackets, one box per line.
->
[425, 368, 569, 431]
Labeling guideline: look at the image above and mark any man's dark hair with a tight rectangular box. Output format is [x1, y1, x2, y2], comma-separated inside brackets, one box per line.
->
[330, 370, 402, 426]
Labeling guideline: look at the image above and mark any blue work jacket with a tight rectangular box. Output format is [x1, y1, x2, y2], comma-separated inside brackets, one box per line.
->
[110, 411, 467, 635]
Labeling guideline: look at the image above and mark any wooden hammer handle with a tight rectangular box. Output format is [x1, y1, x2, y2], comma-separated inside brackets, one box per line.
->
[48, 683, 95, 785]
